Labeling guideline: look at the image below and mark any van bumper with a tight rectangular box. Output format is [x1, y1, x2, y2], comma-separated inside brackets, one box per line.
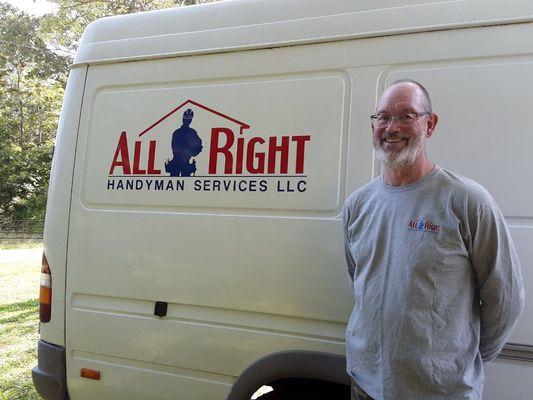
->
[32, 340, 69, 400]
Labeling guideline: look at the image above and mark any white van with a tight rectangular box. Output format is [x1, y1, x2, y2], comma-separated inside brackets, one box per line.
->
[32, 0, 533, 399]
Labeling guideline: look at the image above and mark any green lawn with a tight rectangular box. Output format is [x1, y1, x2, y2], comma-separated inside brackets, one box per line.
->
[0, 247, 42, 400]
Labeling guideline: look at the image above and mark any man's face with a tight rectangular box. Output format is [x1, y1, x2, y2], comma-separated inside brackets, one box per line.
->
[372, 83, 436, 168]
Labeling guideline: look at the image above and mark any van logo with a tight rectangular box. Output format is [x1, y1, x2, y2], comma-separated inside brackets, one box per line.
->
[408, 217, 440, 233]
[165, 108, 203, 177]
[107, 99, 311, 193]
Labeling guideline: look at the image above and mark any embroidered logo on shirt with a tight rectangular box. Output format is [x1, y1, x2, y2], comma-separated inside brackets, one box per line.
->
[408, 217, 440, 233]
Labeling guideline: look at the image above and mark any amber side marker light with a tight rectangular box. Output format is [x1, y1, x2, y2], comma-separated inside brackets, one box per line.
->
[39, 253, 52, 323]
[80, 368, 101, 380]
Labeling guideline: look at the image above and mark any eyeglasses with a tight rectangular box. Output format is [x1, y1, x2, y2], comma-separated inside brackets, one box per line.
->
[370, 112, 430, 128]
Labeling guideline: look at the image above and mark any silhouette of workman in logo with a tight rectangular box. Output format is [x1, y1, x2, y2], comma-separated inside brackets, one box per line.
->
[165, 109, 203, 176]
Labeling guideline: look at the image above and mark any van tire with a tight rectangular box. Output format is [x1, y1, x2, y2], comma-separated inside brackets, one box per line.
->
[258, 378, 350, 400]
[227, 350, 349, 400]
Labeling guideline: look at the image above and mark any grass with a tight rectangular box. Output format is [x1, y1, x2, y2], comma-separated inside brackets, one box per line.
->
[0, 240, 43, 251]
[0, 246, 42, 400]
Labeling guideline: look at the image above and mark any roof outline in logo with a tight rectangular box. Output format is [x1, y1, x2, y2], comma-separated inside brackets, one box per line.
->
[138, 99, 251, 138]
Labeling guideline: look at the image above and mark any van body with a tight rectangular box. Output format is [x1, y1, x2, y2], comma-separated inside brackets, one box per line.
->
[32, 0, 533, 399]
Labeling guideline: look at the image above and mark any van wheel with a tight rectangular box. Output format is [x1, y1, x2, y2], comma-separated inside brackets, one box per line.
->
[255, 378, 350, 400]
[255, 390, 308, 400]
[255, 391, 282, 400]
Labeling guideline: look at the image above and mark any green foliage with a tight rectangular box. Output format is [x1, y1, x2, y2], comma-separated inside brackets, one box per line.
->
[0, 3, 67, 222]
[0, 0, 218, 224]
[1, 143, 54, 221]
[0, 3, 69, 82]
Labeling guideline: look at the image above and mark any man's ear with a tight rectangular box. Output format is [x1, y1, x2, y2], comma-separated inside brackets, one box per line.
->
[426, 113, 438, 138]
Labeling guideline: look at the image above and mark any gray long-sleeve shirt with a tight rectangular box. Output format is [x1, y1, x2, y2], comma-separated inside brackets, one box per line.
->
[343, 166, 525, 400]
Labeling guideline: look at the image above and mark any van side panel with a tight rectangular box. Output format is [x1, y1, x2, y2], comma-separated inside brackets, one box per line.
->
[484, 360, 533, 399]
[66, 45, 354, 399]
[63, 20, 533, 400]
[40, 66, 87, 346]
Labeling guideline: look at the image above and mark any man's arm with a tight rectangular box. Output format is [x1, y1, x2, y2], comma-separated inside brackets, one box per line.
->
[345, 236, 357, 287]
[470, 202, 525, 363]
[342, 202, 357, 289]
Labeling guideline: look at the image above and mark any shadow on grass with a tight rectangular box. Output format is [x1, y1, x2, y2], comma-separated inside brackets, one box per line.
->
[0, 299, 38, 324]
[0, 299, 40, 400]
[1, 299, 39, 338]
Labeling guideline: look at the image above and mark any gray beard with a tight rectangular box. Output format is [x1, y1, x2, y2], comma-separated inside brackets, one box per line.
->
[374, 133, 427, 168]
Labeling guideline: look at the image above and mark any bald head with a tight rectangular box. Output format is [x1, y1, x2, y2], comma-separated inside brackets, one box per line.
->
[379, 79, 432, 113]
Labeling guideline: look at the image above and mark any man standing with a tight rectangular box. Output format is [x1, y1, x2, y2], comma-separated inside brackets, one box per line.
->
[343, 79, 524, 400]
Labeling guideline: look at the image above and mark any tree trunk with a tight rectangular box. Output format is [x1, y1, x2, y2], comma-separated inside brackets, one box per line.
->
[16, 67, 24, 147]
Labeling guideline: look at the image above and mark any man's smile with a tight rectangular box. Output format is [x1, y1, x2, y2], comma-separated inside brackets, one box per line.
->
[382, 135, 408, 147]
[383, 137, 406, 144]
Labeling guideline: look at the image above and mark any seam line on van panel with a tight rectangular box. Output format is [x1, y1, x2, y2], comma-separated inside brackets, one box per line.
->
[499, 344, 533, 362]
[70, 307, 345, 344]
[70, 293, 347, 325]
[79, 203, 340, 218]
[505, 217, 533, 226]
[69, 18, 533, 68]
[77, 6, 518, 49]
[71, 292, 348, 324]
[82, 0, 466, 46]
[71, 351, 235, 383]
[64, 65, 89, 345]
[77, 204, 343, 219]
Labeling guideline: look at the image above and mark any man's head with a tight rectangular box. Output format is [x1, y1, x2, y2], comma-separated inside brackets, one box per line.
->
[182, 109, 194, 127]
[372, 79, 438, 169]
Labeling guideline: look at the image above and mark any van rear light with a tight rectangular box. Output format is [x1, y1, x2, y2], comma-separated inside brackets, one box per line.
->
[40, 253, 52, 323]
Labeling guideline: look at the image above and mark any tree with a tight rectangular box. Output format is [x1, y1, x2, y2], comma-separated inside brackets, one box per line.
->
[0, 0, 219, 223]
[0, 2, 68, 221]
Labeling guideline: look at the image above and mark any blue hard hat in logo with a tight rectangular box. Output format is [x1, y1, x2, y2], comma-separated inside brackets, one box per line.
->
[183, 109, 194, 120]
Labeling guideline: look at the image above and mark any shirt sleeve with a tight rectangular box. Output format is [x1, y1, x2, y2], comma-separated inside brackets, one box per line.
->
[469, 202, 525, 363]
[342, 202, 357, 289]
